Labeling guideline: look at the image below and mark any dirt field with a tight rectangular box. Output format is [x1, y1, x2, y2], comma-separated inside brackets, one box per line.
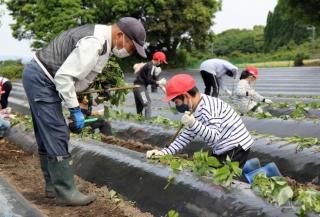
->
[0, 138, 153, 217]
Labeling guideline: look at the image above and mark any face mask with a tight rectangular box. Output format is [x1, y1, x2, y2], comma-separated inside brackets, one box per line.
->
[176, 104, 190, 113]
[175, 96, 191, 113]
[112, 36, 130, 58]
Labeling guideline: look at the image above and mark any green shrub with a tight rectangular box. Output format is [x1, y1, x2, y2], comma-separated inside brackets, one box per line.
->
[0, 60, 24, 79]
[172, 49, 191, 68]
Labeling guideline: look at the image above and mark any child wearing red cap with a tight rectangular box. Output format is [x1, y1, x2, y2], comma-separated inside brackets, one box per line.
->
[234, 66, 273, 115]
[133, 51, 168, 118]
[146, 74, 253, 167]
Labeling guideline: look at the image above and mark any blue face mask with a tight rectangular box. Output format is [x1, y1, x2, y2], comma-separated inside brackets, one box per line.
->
[176, 104, 190, 113]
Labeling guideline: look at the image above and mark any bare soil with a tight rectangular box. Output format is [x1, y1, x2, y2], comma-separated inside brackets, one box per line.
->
[101, 135, 155, 153]
[0, 138, 153, 217]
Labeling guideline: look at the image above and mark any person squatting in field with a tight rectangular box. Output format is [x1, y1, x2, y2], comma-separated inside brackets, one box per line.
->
[234, 66, 273, 115]
[146, 74, 253, 167]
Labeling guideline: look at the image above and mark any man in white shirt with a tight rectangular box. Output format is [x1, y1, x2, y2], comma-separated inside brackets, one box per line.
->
[22, 17, 147, 206]
[146, 74, 253, 168]
[200, 58, 238, 97]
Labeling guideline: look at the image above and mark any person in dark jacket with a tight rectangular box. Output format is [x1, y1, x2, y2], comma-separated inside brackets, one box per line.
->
[0, 76, 12, 109]
[133, 51, 167, 118]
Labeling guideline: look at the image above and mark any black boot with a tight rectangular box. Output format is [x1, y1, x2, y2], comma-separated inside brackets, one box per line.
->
[39, 155, 55, 198]
[48, 157, 96, 206]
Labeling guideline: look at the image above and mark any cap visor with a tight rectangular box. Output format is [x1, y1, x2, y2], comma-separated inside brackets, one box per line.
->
[133, 40, 147, 58]
[162, 93, 178, 102]
[163, 60, 168, 64]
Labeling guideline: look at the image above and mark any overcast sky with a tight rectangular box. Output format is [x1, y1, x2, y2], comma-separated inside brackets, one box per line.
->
[0, 0, 277, 59]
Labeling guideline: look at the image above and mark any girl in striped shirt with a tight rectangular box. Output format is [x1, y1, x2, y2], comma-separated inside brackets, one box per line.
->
[146, 74, 253, 167]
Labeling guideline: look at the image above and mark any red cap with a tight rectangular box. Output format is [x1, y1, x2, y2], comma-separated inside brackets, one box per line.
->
[245, 66, 259, 78]
[152, 51, 168, 64]
[163, 74, 196, 102]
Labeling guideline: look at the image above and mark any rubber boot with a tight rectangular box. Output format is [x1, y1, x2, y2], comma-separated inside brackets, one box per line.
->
[48, 157, 96, 206]
[39, 155, 55, 198]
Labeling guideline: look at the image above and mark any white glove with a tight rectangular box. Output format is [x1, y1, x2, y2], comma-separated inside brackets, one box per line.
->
[181, 111, 196, 128]
[146, 149, 164, 159]
[264, 99, 273, 104]
[256, 107, 264, 114]
[157, 78, 167, 87]
[225, 90, 232, 96]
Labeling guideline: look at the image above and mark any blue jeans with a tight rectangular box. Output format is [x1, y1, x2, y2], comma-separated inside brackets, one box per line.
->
[22, 60, 70, 159]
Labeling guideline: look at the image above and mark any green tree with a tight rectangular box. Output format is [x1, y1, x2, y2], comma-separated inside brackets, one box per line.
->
[6, 0, 95, 49]
[264, 4, 310, 52]
[212, 26, 264, 56]
[278, 0, 320, 26]
[5, 0, 221, 59]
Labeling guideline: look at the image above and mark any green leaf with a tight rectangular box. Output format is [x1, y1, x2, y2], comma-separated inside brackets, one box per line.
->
[170, 159, 182, 172]
[164, 175, 175, 190]
[276, 186, 293, 206]
[207, 156, 222, 168]
[168, 210, 180, 217]
[212, 165, 231, 184]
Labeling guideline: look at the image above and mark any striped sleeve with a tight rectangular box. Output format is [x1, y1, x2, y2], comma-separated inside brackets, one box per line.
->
[160, 128, 195, 155]
[189, 118, 220, 145]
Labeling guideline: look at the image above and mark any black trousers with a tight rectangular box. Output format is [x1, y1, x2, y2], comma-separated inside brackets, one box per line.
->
[1, 81, 12, 109]
[200, 70, 219, 97]
[210, 146, 250, 168]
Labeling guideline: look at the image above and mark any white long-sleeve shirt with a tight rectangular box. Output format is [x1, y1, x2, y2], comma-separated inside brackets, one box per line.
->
[200, 59, 239, 92]
[161, 94, 253, 155]
[0, 77, 9, 85]
[54, 25, 112, 108]
[234, 79, 265, 113]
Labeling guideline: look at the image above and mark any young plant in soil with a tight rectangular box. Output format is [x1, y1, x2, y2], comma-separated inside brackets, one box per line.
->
[251, 131, 320, 152]
[151, 150, 242, 188]
[285, 136, 320, 151]
[106, 108, 181, 128]
[252, 173, 320, 216]
[10, 114, 33, 131]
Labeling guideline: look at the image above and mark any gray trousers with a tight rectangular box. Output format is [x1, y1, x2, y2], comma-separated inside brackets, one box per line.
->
[133, 85, 151, 119]
[22, 60, 70, 159]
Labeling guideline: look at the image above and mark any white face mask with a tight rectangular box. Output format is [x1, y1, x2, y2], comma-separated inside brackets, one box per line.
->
[112, 36, 130, 58]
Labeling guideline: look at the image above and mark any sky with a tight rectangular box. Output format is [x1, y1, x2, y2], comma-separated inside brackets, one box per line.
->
[0, 0, 278, 60]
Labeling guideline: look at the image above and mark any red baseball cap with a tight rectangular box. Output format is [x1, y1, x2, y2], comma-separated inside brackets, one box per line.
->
[245, 66, 259, 78]
[163, 74, 196, 102]
[153, 51, 168, 64]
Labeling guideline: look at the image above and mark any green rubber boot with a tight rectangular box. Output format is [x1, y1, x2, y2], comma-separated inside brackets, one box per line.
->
[48, 157, 96, 206]
[39, 155, 55, 198]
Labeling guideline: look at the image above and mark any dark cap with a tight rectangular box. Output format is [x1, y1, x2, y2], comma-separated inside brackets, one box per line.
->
[117, 17, 147, 58]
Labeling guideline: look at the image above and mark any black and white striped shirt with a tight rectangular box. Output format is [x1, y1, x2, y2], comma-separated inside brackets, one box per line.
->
[161, 94, 254, 155]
